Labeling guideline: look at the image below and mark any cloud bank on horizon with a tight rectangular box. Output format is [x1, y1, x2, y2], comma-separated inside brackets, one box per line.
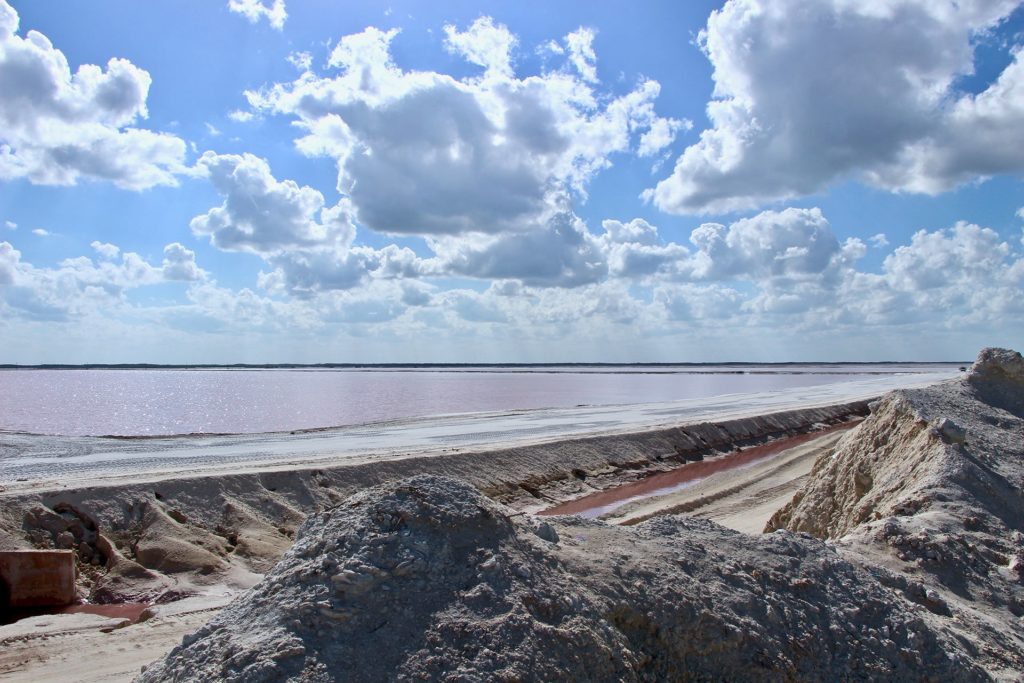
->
[0, 0, 1022, 362]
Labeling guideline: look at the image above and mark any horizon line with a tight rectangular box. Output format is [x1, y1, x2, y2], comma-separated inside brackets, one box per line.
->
[0, 361, 971, 370]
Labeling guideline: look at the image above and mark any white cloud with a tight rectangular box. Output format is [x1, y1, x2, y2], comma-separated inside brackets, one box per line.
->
[247, 22, 674, 236]
[205, 122, 222, 137]
[191, 152, 428, 296]
[32, 228, 50, 237]
[599, 218, 689, 279]
[0, 0, 186, 190]
[227, 0, 286, 30]
[882, 222, 1010, 293]
[0, 240, 17, 284]
[240, 20, 681, 291]
[656, 283, 744, 321]
[161, 242, 205, 282]
[565, 27, 598, 83]
[539, 39, 564, 56]
[684, 208, 846, 281]
[0, 239, 208, 320]
[228, 110, 255, 123]
[443, 16, 517, 78]
[869, 233, 890, 248]
[1017, 207, 1024, 220]
[191, 151, 355, 254]
[400, 281, 433, 307]
[287, 51, 313, 71]
[4, 220, 15, 230]
[90, 241, 120, 259]
[637, 117, 689, 158]
[601, 218, 660, 245]
[424, 209, 607, 287]
[585, 208, 1023, 333]
[6, 207, 1018, 355]
[648, 0, 1024, 214]
[444, 290, 509, 323]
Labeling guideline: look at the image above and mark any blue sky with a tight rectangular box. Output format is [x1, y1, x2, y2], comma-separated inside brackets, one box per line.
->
[0, 0, 1022, 363]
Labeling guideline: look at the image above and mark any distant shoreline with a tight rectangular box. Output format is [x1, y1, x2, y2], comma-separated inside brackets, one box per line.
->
[0, 361, 969, 370]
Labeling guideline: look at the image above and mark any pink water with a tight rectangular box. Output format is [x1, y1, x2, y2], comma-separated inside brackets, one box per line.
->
[0, 366, 954, 437]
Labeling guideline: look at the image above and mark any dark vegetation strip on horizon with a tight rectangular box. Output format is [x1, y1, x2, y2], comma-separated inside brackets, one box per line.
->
[0, 362, 968, 370]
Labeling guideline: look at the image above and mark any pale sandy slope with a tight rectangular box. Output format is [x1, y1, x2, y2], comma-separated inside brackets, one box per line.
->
[604, 428, 848, 532]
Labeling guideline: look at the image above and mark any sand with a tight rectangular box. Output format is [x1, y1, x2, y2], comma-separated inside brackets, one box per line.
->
[0, 594, 237, 683]
[603, 426, 853, 531]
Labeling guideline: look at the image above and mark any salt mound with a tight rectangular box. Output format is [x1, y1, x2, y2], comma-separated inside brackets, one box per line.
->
[139, 475, 978, 682]
[967, 346, 1024, 415]
[769, 347, 1024, 676]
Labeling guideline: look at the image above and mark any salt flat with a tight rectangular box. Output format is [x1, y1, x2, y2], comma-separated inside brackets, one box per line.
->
[0, 370, 957, 491]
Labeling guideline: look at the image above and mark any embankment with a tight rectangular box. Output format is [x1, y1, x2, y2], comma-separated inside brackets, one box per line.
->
[0, 401, 866, 602]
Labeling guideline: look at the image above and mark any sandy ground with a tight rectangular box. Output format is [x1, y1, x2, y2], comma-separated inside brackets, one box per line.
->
[0, 371, 955, 492]
[604, 428, 850, 531]
[0, 593, 236, 683]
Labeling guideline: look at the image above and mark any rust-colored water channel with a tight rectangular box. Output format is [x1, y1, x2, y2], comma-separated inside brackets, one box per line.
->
[539, 420, 859, 519]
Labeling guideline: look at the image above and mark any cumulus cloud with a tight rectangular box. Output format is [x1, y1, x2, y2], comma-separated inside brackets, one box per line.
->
[242, 19, 681, 288]
[444, 290, 509, 323]
[257, 247, 385, 297]
[161, 242, 205, 281]
[648, 0, 1024, 214]
[287, 51, 312, 72]
[588, 207, 1023, 334]
[191, 151, 355, 254]
[443, 16, 517, 78]
[883, 222, 1011, 293]
[4, 220, 15, 230]
[684, 208, 849, 281]
[0, 0, 186, 189]
[637, 117, 689, 158]
[599, 218, 689, 279]
[656, 283, 744, 321]
[164, 280, 314, 334]
[400, 281, 433, 307]
[0, 239, 207, 320]
[192, 152, 432, 296]
[870, 233, 890, 248]
[0, 240, 16, 284]
[90, 241, 120, 259]
[424, 209, 607, 287]
[565, 27, 598, 83]
[227, 0, 286, 30]
[32, 228, 50, 237]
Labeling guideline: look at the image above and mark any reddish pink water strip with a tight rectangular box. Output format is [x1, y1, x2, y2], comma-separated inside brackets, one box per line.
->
[539, 421, 858, 519]
[59, 603, 151, 622]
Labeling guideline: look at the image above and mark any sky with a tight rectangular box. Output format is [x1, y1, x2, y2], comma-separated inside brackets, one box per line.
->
[0, 0, 1022, 363]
